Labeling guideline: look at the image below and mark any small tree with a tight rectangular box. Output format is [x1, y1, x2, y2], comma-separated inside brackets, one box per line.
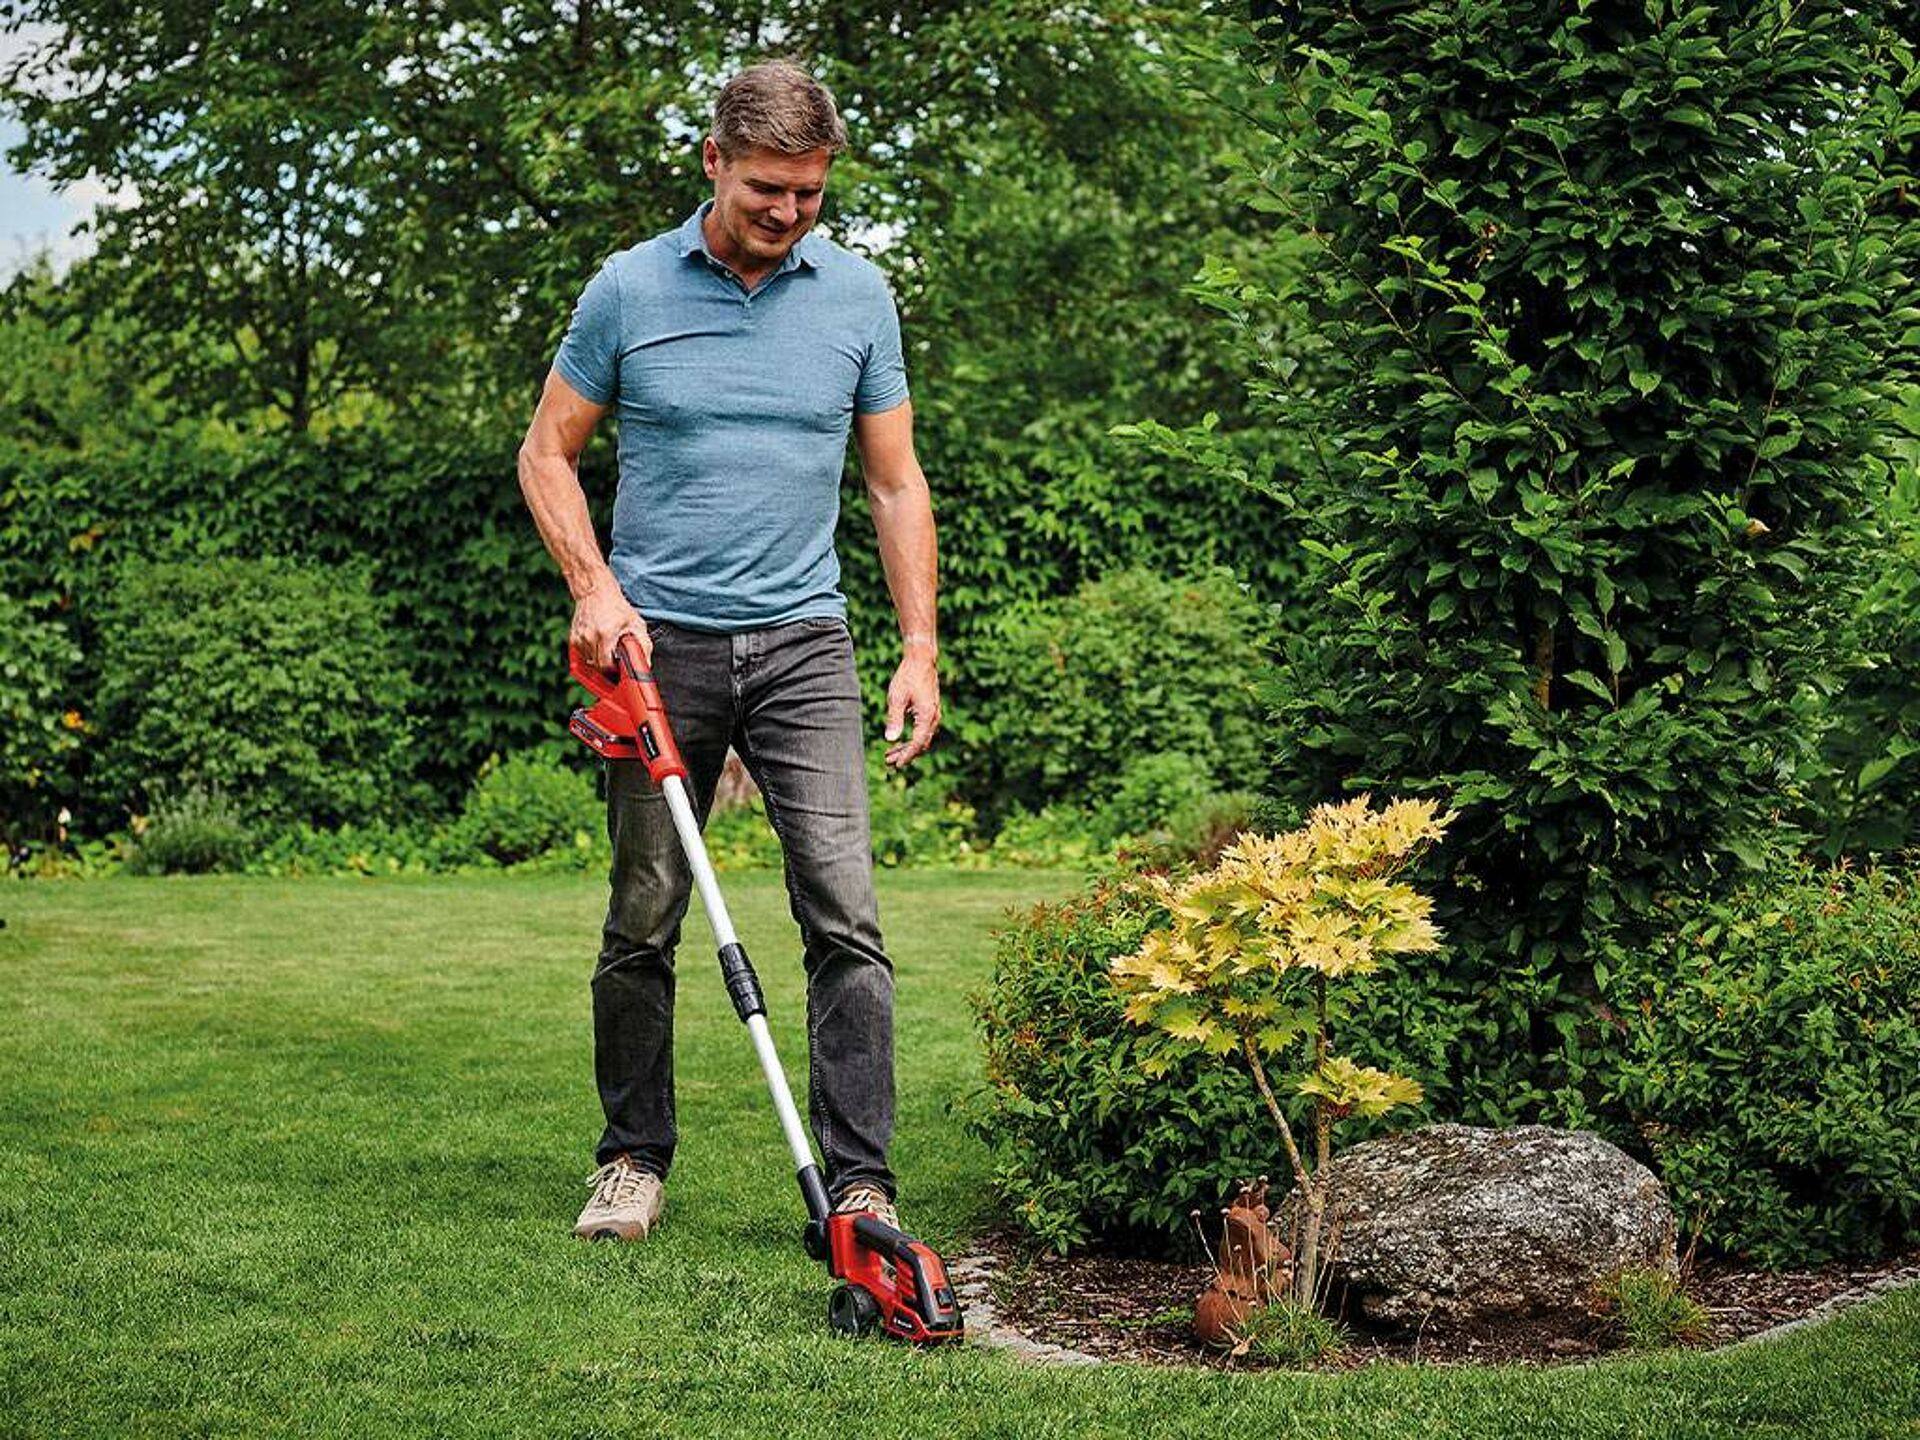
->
[1111, 795, 1451, 1305]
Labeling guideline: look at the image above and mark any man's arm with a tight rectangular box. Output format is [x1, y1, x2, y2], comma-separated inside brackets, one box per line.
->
[517, 369, 651, 669]
[853, 399, 940, 768]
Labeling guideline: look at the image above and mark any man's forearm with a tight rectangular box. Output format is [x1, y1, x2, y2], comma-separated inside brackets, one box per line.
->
[868, 477, 938, 651]
[518, 447, 616, 600]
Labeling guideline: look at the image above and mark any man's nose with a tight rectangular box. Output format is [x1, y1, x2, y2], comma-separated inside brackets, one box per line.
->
[770, 193, 798, 226]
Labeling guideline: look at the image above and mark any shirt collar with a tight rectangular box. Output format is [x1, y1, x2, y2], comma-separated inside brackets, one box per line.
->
[676, 200, 823, 276]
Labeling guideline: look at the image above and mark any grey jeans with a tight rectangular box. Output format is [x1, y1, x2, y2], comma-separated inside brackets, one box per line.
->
[591, 615, 895, 1201]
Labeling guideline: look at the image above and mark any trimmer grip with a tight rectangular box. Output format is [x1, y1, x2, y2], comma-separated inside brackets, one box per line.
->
[611, 633, 690, 785]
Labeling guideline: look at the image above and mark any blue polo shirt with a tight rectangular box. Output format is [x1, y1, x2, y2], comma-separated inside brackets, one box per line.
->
[552, 202, 910, 631]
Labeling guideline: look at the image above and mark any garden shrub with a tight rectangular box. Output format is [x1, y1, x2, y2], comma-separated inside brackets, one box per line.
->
[967, 873, 1281, 1255]
[982, 804, 1105, 870]
[1095, 752, 1219, 843]
[1600, 864, 1920, 1266]
[452, 750, 602, 866]
[125, 784, 253, 875]
[1144, 788, 1258, 870]
[97, 556, 416, 827]
[969, 567, 1273, 818]
[1093, 750, 1257, 868]
[700, 796, 785, 872]
[249, 819, 450, 877]
[1158, 3, 1920, 1122]
[0, 595, 82, 842]
[866, 756, 986, 869]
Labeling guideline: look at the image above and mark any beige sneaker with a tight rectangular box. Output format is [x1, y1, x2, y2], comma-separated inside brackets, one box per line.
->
[574, 1155, 664, 1241]
[833, 1183, 899, 1232]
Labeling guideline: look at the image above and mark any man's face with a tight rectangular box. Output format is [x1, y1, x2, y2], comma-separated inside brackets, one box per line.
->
[702, 138, 831, 274]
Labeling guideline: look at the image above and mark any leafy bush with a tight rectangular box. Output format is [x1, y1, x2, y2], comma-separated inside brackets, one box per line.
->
[1142, 789, 1259, 870]
[1095, 752, 1218, 842]
[969, 567, 1273, 817]
[702, 797, 785, 872]
[248, 819, 449, 877]
[452, 750, 602, 866]
[985, 804, 1105, 870]
[96, 556, 415, 828]
[866, 756, 987, 868]
[1095, 751, 1257, 868]
[125, 784, 253, 875]
[966, 873, 1280, 1255]
[1159, 3, 1920, 1122]
[1600, 864, 1920, 1265]
[1805, 403, 1920, 859]
[0, 596, 82, 841]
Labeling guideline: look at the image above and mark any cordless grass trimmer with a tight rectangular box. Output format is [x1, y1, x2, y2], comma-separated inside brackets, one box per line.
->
[568, 634, 965, 1345]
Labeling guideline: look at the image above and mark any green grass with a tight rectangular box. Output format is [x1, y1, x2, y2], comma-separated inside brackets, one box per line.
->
[2, 872, 1917, 1439]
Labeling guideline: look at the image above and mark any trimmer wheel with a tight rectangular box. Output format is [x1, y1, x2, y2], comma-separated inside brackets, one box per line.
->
[827, 1283, 882, 1337]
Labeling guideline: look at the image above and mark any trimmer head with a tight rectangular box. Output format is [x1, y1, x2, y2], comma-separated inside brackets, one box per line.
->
[814, 1210, 964, 1344]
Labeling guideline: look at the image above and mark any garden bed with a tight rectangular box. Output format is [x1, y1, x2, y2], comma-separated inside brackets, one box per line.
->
[976, 1234, 1920, 1369]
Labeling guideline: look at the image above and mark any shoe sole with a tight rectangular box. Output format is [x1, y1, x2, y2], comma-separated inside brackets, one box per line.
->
[574, 1221, 658, 1242]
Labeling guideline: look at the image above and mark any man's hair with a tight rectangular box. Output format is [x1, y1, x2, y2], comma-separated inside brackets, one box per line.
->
[712, 61, 848, 159]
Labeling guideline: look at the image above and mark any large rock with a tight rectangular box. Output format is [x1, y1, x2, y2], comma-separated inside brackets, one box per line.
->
[1281, 1124, 1677, 1330]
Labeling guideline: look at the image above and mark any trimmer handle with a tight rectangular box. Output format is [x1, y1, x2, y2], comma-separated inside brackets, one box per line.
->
[567, 633, 689, 786]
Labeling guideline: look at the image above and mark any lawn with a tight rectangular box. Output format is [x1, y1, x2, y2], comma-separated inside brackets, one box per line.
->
[1, 871, 1915, 1439]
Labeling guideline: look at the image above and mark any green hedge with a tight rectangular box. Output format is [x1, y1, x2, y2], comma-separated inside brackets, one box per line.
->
[0, 594, 81, 842]
[97, 555, 415, 827]
[0, 430, 609, 818]
[2, 427, 1305, 831]
[969, 567, 1274, 819]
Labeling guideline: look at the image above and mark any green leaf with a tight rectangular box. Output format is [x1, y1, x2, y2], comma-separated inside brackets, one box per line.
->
[1857, 755, 1898, 794]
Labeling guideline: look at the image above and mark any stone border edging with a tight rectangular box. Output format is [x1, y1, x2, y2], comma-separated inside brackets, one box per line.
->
[1715, 1263, 1920, 1352]
[948, 1252, 1102, 1366]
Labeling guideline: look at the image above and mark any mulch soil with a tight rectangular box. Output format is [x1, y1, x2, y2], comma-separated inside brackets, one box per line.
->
[977, 1233, 1920, 1370]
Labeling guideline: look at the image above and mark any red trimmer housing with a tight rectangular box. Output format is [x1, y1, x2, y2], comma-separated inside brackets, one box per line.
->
[816, 1210, 964, 1343]
[569, 636, 964, 1346]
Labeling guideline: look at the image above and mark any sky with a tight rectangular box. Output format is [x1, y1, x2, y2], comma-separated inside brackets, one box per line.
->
[1, 116, 102, 278]
[1, 23, 102, 279]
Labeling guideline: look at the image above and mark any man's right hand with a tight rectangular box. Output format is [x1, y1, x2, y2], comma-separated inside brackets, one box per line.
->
[571, 572, 650, 671]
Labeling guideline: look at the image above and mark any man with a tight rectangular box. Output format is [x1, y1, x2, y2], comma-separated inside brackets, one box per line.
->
[516, 61, 939, 1242]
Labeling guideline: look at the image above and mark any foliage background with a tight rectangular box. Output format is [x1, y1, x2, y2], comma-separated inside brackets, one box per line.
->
[0, 2, 1303, 835]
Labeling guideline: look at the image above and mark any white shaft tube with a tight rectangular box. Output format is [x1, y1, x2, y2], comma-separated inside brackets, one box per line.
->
[662, 776, 739, 948]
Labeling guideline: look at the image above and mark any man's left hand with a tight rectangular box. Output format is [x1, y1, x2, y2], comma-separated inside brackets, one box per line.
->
[883, 653, 941, 767]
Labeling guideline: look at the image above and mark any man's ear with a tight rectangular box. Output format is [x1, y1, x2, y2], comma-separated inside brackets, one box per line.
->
[702, 136, 721, 181]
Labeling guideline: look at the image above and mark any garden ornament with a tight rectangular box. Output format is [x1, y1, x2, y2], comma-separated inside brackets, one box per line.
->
[1193, 1177, 1293, 1348]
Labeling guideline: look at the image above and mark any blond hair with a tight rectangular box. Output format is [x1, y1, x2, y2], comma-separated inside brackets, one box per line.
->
[712, 61, 848, 159]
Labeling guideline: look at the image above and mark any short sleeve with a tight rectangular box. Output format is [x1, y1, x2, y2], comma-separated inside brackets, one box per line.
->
[854, 284, 910, 415]
[552, 257, 622, 405]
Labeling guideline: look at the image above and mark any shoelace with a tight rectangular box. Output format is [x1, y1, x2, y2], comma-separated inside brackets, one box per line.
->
[836, 1185, 897, 1227]
[587, 1160, 654, 1209]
